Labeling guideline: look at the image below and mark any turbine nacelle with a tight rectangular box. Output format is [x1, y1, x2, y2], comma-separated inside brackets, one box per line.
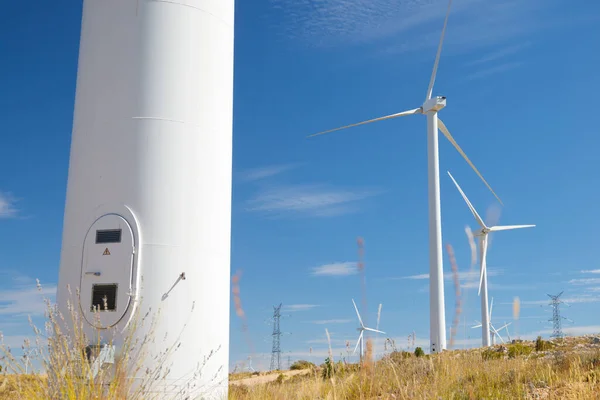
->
[422, 96, 447, 113]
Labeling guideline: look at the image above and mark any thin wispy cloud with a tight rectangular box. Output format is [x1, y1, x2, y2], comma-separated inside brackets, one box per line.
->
[0, 283, 56, 316]
[531, 325, 600, 338]
[238, 164, 298, 182]
[518, 295, 600, 306]
[581, 269, 600, 274]
[569, 278, 600, 286]
[267, 0, 569, 59]
[246, 184, 382, 217]
[282, 304, 320, 312]
[310, 319, 352, 325]
[397, 273, 430, 280]
[392, 269, 503, 282]
[465, 61, 523, 80]
[465, 42, 531, 66]
[461, 281, 535, 291]
[311, 262, 358, 276]
[0, 192, 18, 218]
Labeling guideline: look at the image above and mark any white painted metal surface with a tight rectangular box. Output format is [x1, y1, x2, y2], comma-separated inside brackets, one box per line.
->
[426, 111, 446, 353]
[56, 0, 235, 397]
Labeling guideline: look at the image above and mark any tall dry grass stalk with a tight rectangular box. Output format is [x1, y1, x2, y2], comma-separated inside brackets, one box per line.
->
[446, 243, 462, 349]
[0, 280, 221, 399]
[231, 269, 255, 357]
[514, 296, 521, 340]
[356, 237, 368, 329]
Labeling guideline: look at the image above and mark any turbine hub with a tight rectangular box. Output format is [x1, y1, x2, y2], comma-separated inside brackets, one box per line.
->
[422, 96, 447, 113]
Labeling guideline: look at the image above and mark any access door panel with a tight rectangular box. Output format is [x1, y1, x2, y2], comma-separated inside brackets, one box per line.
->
[80, 214, 135, 328]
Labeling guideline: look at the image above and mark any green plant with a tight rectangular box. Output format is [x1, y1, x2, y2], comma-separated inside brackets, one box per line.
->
[535, 336, 553, 352]
[414, 347, 425, 358]
[321, 357, 334, 379]
[275, 373, 285, 384]
[482, 348, 504, 360]
[508, 342, 533, 358]
[290, 360, 316, 370]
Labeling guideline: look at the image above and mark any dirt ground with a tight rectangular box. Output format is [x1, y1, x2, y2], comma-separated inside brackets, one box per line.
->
[229, 369, 312, 387]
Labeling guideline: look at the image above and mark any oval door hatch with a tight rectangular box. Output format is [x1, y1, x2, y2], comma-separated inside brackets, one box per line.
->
[80, 214, 135, 328]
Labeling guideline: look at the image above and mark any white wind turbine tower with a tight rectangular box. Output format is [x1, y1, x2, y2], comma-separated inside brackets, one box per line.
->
[447, 171, 534, 347]
[471, 297, 512, 345]
[308, 0, 502, 353]
[352, 299, 385, 362]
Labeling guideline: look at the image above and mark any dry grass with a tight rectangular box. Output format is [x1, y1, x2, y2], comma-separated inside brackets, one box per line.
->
[0, 282, 219, 399]
[229, 335, 600, 400]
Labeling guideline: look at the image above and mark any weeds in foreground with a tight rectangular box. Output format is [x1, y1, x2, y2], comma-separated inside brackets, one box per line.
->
[0, 281, 221, 399]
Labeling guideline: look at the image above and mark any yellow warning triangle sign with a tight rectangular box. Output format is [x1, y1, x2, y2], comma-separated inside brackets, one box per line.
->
[103, 248, 111, 256]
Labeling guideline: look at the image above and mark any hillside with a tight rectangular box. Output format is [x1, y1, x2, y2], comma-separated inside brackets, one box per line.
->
[228, 335, 600, 399]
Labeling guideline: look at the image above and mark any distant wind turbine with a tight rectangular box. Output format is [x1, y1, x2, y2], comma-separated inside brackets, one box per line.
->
[471, 297, 512, 345]
[308, 0, 502, 353]
[352, 299, 385, 362]
[448, 171, 534, 347]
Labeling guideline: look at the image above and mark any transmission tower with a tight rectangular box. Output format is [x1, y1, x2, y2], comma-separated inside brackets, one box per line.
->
[547, 292, 569, 339]
[270, 303, 282, 371]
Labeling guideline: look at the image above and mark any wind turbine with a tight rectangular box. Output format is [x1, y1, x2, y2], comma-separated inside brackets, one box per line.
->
[447, 171, 534, 347]
[471, 297, 512, 345]
[246, 356, 256, 373]
[352, 299, 385, 362]
[307, 0, 502, 353]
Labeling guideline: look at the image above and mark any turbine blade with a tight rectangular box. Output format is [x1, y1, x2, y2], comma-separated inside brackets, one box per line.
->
[497, 323, 510, 331]
[478, 235, 489, 296]
[447, 171, 487, 228]
[471, 324, 482, 329]
[352, 299, 364, 328]
[425, 0, 453, 101]
[307, 109, 421, 138]
[489, 224, 536, 232]
[364, 327, 386, 335]
[439, 119, 503, 206]
[490, 324, 504, 343]
[490, 297, 494, 320]
[353, 331, 363, 355]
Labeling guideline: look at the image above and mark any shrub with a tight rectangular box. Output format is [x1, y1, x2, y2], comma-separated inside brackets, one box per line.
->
[388, 350, 413, 363]
[290, 360, 316, 370]
[535, 336, 553, 352]
[482, 348, 504, 360]
[414, 347, 425, 358]
[275, 373, 285, 384]
[321, 357, 334, 379]
[508, 342, 533, 358]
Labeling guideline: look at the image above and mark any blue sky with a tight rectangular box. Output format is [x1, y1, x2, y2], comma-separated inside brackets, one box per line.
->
[1, 0, 600, 372]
